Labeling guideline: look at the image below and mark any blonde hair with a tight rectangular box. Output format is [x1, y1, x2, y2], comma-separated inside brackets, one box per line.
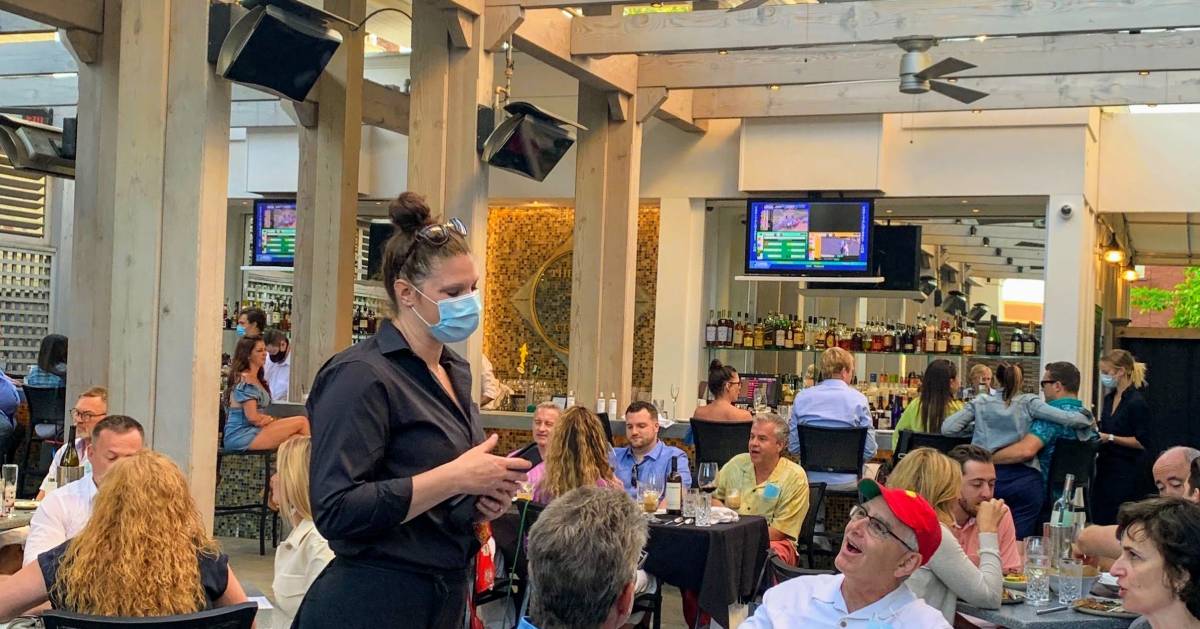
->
[538, 406, 614, 502]
[277, 436, 314, 522]
[79, 386, 107, 403]
[1101, 349, 1148, 389]
[820, 347, 855, 379]
[887, 448, 962, 525]
[55, 450, 220, 616]
[969, 364, 992, 384]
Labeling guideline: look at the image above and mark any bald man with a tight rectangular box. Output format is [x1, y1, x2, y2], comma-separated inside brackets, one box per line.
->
[1076, 446, 1200, 564]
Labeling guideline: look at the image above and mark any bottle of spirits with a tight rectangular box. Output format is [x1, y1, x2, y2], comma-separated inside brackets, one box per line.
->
[1010, 325, 1025, 356]
[901, 324, 915, 353]
[665, 456, 683, 516]
[962, 320, 976, 355]
[732, 312, 745, 348]
[1023, 322, 1039, 356]
[949, 317, 963, 355]
[743, 317, 755, 349]
[936, 319, 950, 354]
[705, 310, 717, 347]
[596, 393, 607, 414]
[824, 318, 838, 350]
[784, 315, 795, 349]
[924, 317, 938, 354]
[851, 325, 865, 352]
[1071, 486, 1087, 535]
[794, 316, 806, 350]
[753, 319, 765, 350]
[763, 314, 775, 350]
[986, 315, 1002, 355]
[774, 314, 787, 349]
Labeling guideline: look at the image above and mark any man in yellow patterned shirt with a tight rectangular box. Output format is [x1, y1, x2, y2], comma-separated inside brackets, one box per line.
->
[713, 412, 810, 566]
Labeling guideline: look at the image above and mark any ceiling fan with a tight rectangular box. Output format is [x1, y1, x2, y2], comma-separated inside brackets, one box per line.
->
[896, 37, 989, 104]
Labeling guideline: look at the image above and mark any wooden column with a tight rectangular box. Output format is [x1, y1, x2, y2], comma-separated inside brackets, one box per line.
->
[407, 3, 492, 399]
[291, 0, 365, 393]
[569, 85, 641, 412]
[63, 0, 121, 409]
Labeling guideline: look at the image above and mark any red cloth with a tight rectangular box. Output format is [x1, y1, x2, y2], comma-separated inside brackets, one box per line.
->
[769, 540, 798, 567]
[470, 523, 496, 629]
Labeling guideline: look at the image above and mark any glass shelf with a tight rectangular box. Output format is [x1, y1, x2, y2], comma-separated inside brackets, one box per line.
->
[705, 346, 1035, 361]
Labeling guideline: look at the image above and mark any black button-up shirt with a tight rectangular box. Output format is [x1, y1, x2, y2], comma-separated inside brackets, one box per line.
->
[307, 321, 485, 572]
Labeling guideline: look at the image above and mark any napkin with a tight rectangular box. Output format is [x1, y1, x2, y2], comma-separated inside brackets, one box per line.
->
[710, 506, 740, 523]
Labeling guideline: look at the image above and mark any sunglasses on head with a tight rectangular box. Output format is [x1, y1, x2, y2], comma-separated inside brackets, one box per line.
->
[397, 217, 468, 272]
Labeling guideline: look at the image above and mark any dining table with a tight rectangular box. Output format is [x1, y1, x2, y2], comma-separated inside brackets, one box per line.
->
[958, 598, 1136, 629]
[0, 512, 32, 532]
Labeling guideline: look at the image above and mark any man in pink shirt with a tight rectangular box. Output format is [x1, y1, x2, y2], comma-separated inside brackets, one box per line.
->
[946, 445, 1023, 574]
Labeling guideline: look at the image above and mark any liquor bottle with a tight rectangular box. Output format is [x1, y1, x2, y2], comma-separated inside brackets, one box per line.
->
[763, 314, 775, 350]
[1010, 325, 1024, 356]
[665, 456, 683, 516]
[566, 390, 576, 408]
[824, 319, 838, 350]
[901, 324, 915, 353]
[1051, 474, 1076, 528]
[732, 312, 745, 348]
[784, 315, 795, 349]
[936, 319, 949, 354]
[812, 317, 825, 350]
[794, 316, 806, 350]
[743, 317, 755, 349]
[1023, 322, 1039, 356]
[985, 315, 1002, 355]
[924, 317, 938, 353]
[851, 325, 865, 352]
[962, 320, 976, 355]
[705, 310, 718, 347]
[753, 319, 765, 349]
[352, 307, 362, 335]
[884, 322, 896, 353]
[949, 317, 963, 355]
[359, 307, 370, 333]
[913, 317, 925, 354]
[56, 425, 84, 488]
[774, 314, 788, 348]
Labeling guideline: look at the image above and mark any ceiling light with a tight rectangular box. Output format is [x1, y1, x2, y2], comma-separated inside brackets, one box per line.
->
[1102, 232, 1126, 264]
[947, 78, 958, 83]
[975, 35, 988, 42]
[971, 109, 982, 114]
[971, 208, 981, 213]
[718, 49, 729, 55]
[885, 209, 893, 214]
[1138, 70, 1150, 76]
[1121, 265, 1139, 282]
[961, 200, 969, 204]
[1147, 103, 1159, 108]
[769, 84, 781, 91]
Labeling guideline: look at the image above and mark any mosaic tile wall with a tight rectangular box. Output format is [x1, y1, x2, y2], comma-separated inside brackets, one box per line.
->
[484, 205, 660, 395]
[213, 452, 278, 540]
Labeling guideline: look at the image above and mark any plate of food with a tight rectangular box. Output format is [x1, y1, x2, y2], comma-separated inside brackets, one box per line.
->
[1001, 589, 1025, 605]
[1073, 597, 1138, 619]
[1003, 574, 1028, 591]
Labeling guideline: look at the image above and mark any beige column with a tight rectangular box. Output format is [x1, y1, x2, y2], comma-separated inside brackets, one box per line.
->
[407, 3, 492, 400]
[569, 85, 641, 413]
[291, 0, 366, 393]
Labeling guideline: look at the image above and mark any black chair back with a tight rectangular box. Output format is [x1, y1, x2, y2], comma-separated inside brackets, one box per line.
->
[894, 430, 972, 460]
[795, 425, 868, 477]
[596, 412, 616, 445]
[690, 419, 752, 471]
[798, 482, 827, 549]
[1047, 438, 1100, 493]
[40, 602, 257, 628]
[754, 548, 836, 597]
[24, 386, 66, 432]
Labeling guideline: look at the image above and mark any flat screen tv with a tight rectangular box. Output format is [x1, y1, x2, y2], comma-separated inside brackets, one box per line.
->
[744, 198, 874, 277]
[252, 199, 297, 267]
[820, 225, 922, 292]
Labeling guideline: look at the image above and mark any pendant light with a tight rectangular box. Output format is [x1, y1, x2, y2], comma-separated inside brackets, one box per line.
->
[1102, 232, 1125, 264]
[1121, 264, 1139, 282]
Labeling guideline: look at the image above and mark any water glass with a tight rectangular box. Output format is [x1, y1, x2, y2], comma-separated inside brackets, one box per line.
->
[695, 494, 712, 527]
[1024, 554, 1052, 606]
[1024, 536, 1048, 562]
[1058, 558, 1084, 604]
[1, 464, 16, 517]
[683, 488, 699, 518]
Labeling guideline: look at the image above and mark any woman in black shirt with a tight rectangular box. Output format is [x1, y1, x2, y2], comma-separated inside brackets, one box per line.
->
[298, 193, 530, 629]
[1092, 349, 1152, 525]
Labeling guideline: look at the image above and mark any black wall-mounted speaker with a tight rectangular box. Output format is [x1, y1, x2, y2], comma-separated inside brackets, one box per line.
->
[216, 4, 342, 102]
[482, 102, 585, 182]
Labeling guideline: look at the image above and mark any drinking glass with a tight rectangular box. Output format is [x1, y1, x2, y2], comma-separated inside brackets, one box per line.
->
[1024, 536, 1048, 561]
[695, 494, 712, 527]
[1024, 554, 1052, 606]
[726, 486, 742, 511]
[698, 462, 718, 494]
[1057, 558, 1084, 604]
[1, 464, 16, 517]
[640, 470, 661, 514]
[683, 488, 699, 518]
[670, 384, 681, 419]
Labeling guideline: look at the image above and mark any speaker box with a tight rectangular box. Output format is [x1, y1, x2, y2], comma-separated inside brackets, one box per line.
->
[217, 4, 342, 102]
[482, 102, 585, 182]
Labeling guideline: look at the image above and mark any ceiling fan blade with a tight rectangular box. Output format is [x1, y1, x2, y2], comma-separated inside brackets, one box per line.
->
[929, 80, 989, 104]
[727, 0, 770, 11]
[916, 57, 976, 80]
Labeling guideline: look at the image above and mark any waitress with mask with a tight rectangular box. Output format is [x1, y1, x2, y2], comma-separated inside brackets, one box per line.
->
[1091, 349, 1151, 525]
[297, 192, 530, 628]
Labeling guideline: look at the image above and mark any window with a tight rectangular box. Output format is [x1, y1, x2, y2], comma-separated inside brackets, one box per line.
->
[0, 149, 47, 239]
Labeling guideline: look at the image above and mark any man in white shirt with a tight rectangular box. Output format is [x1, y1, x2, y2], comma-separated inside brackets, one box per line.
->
[37, 386, 107, 499]
[23, 415, 144, 565]
[744, 479, 950, 628]
[263, 328, 292, 402]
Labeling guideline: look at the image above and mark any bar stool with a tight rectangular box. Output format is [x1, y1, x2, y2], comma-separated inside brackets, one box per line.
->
[214, 447, 279, 556]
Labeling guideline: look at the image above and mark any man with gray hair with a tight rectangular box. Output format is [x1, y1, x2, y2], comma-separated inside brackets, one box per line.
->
[522, 486, 647, 629]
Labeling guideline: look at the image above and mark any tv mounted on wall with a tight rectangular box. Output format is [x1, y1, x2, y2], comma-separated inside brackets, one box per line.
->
[744, 198, 875, 277]
[252, 199, 297, 267]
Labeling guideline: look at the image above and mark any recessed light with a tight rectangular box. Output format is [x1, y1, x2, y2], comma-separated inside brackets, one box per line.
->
[961, 200, 969, 204]
[718, 49, 729, 55]
[1147, 103, 1159, 108]
[971, 109, 982, 114]
[947, 78, 958, 83]
[975, 35, 988, 42]
[1139, 70, 1150, 76]
[769, 84, 781, 91]
[971, 208, 981, 214]
[884, 209, 893, 214]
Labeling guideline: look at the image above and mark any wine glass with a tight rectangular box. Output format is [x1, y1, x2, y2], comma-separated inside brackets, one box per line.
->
[669, 384, 681, 419]
[698, 462, 719, 493]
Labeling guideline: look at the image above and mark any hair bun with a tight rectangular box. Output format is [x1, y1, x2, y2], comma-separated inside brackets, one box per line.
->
[709, 359, 724, 371]
[388, 192, 432, 234]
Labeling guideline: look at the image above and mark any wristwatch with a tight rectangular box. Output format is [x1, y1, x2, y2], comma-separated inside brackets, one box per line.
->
[1107, 433, 1115, 443]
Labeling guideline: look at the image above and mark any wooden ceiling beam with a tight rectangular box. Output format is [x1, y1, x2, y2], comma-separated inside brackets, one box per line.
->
[654, 89, 707, 133]
[638, 31, 1200, 89]
[571, 0, 1200, 55]
[691, 71, 1200, 118]
[0, 0, 102, 34]
[509, 8, 636, 95]
[0, 11, 51, 33]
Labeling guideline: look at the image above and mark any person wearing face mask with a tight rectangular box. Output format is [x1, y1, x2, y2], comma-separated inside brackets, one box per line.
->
[236, 307, 266, 339]
[262, 328, 293, 402]
[1092, 349, 1152, 525]
[297, 192, 530, 629]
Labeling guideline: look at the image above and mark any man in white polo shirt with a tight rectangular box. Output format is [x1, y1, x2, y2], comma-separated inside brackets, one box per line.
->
[36, 386, 108, 499]
[23, 415, 144, 566]
[263, 328, 292, 402]
[743, 479, 951, 628]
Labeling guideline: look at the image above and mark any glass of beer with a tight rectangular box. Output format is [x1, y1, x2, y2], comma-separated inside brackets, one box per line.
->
[640, 470, 660, 514]
[726, 487, 742, 510]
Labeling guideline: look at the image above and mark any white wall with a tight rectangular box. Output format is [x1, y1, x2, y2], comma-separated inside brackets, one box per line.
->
[1096, 111, 1200, 213]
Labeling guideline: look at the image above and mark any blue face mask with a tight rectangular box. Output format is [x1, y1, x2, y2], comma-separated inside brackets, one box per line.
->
[235, 324, 246, 337]
[1100, 373, 1117, 390]
[412, 287, 481, 344]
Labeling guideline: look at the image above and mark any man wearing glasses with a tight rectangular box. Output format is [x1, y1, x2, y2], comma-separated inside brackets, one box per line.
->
[991, 362, 1097, 498]
[743, 479, 950, 628]
[36, 387, 107, 499]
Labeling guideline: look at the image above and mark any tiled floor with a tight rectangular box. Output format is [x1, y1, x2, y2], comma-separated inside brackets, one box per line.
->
[222, 536, 693, 628]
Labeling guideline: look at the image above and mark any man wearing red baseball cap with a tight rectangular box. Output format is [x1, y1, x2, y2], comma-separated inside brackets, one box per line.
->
[743, 479, 951, 628]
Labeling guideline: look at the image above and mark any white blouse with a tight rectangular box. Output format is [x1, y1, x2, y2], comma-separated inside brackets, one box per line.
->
[905, 524, 1004, 622]
[273, 519, 335, 629]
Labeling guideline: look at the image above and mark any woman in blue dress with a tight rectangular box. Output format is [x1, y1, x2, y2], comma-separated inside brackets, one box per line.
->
[223, 336, 309, 451]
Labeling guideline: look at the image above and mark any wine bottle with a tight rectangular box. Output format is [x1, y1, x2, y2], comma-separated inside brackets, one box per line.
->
[986, 315, 1002, 355]
[56, 425, 84, 488]
[705, 310, 717, 347]
[1051, 474, 1075, 528]
[665, 456, 683, 516]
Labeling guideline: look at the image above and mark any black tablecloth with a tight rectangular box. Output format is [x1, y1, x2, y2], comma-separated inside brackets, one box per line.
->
[643, 514, 769, 627]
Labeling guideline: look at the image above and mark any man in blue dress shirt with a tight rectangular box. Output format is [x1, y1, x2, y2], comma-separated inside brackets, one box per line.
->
[789, 347, 877, 488]
[612, 401, 692, 500]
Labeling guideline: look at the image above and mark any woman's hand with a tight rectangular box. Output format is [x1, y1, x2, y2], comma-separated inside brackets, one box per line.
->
[452, 434, 531, 499]
[977, 498, 1006, 534]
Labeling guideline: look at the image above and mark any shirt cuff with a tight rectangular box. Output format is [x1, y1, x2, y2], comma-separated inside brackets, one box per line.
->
[978, 532, 1001, 556]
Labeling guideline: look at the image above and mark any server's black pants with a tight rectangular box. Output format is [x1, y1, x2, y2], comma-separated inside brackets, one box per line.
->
[293, 557, 470, 629]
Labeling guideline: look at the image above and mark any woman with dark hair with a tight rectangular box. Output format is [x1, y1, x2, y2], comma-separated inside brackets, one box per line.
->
[1111, 498, 1200, 628]
[1093, 349, 1153, 525]
[299, 192, 529, 629]
[25, 334, 67, 388]
[691, 359, 752, 422]
[943, 362, 1093, 538]
[895, 359, 963, 434]
[222, 336, 308, 451]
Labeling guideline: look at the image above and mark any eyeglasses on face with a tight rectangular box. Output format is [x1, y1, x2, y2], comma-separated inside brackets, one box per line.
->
[849, 504, 917, 553]
[1039, 379, 1059, 387]
[397, 217, 468, 273]
[71, 409, 105, 421]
